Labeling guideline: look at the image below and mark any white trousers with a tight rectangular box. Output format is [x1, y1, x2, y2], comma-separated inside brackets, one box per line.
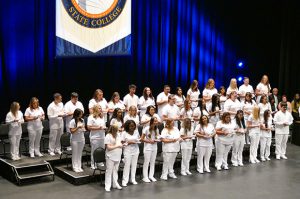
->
[249, 134, 261, 162]
[28, 129, 43, 155]
[275, 134, 289, 156]
[215, 141, 232, 168]
[122, 153, 139, 184]
[260, 136, 271, 158]
[105, 158, 120, 190]
[48, 128, 63, 153]
[90, 138, 105, 167]
[181, 148, 192, 173]
[231, 135, 245, 164]
[197, 146, 212, 172]
[9, 134, 21, 158]
[71, 140, 85, 170]
[143, 150, 157, 179]
[161, 152, 177, 178]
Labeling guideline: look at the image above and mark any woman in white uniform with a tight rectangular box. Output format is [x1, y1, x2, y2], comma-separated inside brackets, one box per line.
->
[215, 112, 236, 170]
[104, 125, 123, 192]
[6, 102, 24, 160]
[195, 115, 215, 173]
[88, 89, 108, 122]
[121, 120, 140, 187]
[187, 80, 200, 110]
[203, 78, 218, 110]
[124, 105, 140, 127]
[180, 100, 193, 120]
[162, 95, 180, 128]
[219, 86, 227, 111]
[260, 110, 272, 161]
[69, 108, 86, 172]
[180, 118, 194, 176]
[242, 92, 256, 144]
[231, 110, 247, 166]
[87, 105, 106, 169]
[108, 92, 125, 120]
[47, 93, 65, 156]
[224, 91, 241, 120]
[64, 92, 84, 133]
[256, 75, 271, 103]
[140, 105, 161, 127]
[193, 99, 209, 127]
[247, 106, 261, 163]
[24, 97, 45, 158]
[156, 85, 171, 118]
[226, 78, 239, 97]
[174, 87, 186, 109]
[141, 117, 160, 183]
[109, 108, 124, 131]
[138, 87, 155, 117]
[208, 94, 221, 126]
[160, 119, 181, 180]
[258, 95, 272, 120]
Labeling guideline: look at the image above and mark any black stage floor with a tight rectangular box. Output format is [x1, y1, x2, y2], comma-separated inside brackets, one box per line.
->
[0, 143, 300, 199]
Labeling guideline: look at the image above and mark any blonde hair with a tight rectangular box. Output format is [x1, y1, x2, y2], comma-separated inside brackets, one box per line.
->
[182, 118, 191, 135]
[10, 102, 20, 117]
[252, 106, 260, 121]
[164, 119, 174, 134]
[107, 124, 119, 139]
[29, 97, 39, 109]
[205, 78, 215, 89]
[128, 105, 137, 117]
[92, 105, 102, 118]
[229, 78, 237, 90]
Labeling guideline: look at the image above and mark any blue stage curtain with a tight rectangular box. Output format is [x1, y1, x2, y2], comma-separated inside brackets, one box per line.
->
[0, 0, 235, 121]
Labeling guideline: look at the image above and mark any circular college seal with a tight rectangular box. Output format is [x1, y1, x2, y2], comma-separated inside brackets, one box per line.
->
[62, 0, 127, 28]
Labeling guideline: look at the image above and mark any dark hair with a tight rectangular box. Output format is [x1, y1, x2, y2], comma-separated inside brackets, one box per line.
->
[293, 93, 300, 103]
[29, 97, 39, 109]
[235, 110, 246, 129]
[197, 98, 207, 116]
[182, 118, 192, 135]
[164, 85, 170, 89]
[71, 92, 78, 98]
[110, 108, 123, 123]
[149, 117, 158, 133]
[145, 105, 156, 116]
[190, 80, 198, 91]
[199, 115, 209, 126]
[72, 108, 83, 127]
[260, 95, 267, 103]
[53, 93, 62, 99]
[129, 84, 137, 90]
[219, 86, 226, 96]
[93, 89, 103, 100]
[142, 87, 153, 101]
[221, 112, 231, 123]
[175, 87, 183, 96]
[211, 94, 220, 112]
[244, 92, 253, 104]
[124, 120, 136, 133]
[280, 102, 287, 108]
[110, 92, 120, 103]
[263, 110, 270, 128]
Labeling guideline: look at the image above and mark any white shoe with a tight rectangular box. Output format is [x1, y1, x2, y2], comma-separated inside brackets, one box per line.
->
[197, 170, 203, 174]
[149, 177, 157, 182]
[186, 171, 192, 175]
[250, 159, 256, 164]
[78, 168, 83, 172]
[73, 168, 80, 173]
[276, 155, 281, 160]
[261, 157, 266, 162]
[142, 178, 151, 183]
[255, 159, 260, 163]
[49, 152, 55, 156]
[160, 176, 168, 181]
[35, 152, 43, 157]
[105, 188, 111, 192]
[238, 163, 244, 166]
[205, 169, 211, 173]
[56, 150, 62, 155]
[11, 156, 17, 161]
[223, 166, 229, 170]
[113, 184, 122, 190]
[122, 182, 127, 187]
[181, 172, 187, 176]
[30, 154, 35, 158]
[131, 180, 138, 185]
[216, 166, 221, 171]
[232, 163, 238, 167]
[281, 155, 288, 159]
[91, 165, 96, 170]
[169, 174, 177, 179]
[15, 156, 21, 161]
[266, 157, 271, 161]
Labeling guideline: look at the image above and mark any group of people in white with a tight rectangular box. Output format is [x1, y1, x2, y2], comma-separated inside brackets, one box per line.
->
[4, 74, 296, 192]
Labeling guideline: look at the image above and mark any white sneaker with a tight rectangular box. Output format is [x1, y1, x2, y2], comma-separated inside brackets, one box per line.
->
[204, 169, 211, 173]
[169, 174, 177, 179]
[113, 184, 122, 190]
[149, 177, 157, 182]
[142, 178, 151, 183]
[197, 170, 203, 174]
[73, 168, 80, 173]
[216, 166, 221, 171]
[261, 157, 266, 162]
[238, 163, 244, 166]
[35, 152, 43, 157]
[160, 176, 168, 181]
[223, 166, 229, 170]
[186, 171, 192, 175]
[281, 155, 288, 159]
[78, 168, 84, 172]
[55, 150, 62, 155]
[181, 172, 187, 176]
[15, 156, 21, 161]
[276, 155, 281, 160]
[105, 188, 111, 192]
[49, 152, 55, 156]
[122, 182, 127, 187]
[266, 157, 271, 161]
[250, 159, 256, 164]
[30, 154, 35, 158]
[232, 163, 238, 167]
[255, 159, 260, 163]
[131, 180, 138, 185]
[91, 165, 96, 170]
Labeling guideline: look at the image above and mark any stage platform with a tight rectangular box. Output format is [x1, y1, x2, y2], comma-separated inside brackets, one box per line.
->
[0, 156, 55, 185]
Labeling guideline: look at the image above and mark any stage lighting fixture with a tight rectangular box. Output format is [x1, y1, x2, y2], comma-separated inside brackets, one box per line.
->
[237, 76, 243, 82]
[238, 62, 243, 67]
